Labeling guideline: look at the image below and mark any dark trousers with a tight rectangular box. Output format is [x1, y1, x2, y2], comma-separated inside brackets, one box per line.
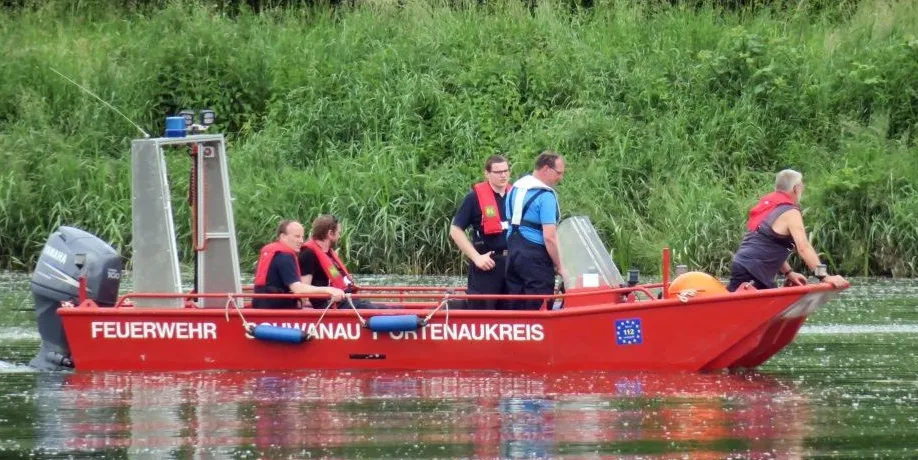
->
[726, 261, 776, 292]
[310, 298, 392, 310]
[466, 252, 508, 310]
[252, 286, 299, 309]
[505, 234, 555, 310]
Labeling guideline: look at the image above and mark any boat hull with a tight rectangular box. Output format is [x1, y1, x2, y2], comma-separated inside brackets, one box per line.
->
[58, 284, 838, 372]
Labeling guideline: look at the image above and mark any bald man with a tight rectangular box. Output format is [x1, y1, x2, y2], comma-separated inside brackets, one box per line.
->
[252, 219, 345, 309]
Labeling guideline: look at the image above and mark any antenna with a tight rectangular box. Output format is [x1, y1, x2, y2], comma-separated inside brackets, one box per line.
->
[49, 67, 151, 138]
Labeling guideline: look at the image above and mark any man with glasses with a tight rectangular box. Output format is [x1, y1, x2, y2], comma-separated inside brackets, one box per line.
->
[504, 151, 566, 310]
[727, 169, 848, 291]
[449, 154, 512, 309]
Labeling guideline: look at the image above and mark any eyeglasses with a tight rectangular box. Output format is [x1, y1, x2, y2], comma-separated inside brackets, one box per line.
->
[550, 166, 565, 176]
[489, 169, 511, 175]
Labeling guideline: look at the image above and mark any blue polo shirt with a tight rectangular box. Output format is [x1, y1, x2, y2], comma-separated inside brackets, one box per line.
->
[505, 187, 559, 246]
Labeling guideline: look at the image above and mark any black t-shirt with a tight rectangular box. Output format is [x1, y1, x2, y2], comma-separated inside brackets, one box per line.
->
[252, 252, 300, 309]
[298, 248, 349, 309]
[452, 188, 509, 253]
[298, 249, 328, 288]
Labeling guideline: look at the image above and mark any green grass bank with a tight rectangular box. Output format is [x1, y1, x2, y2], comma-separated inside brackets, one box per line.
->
[1, 0, 916, 276]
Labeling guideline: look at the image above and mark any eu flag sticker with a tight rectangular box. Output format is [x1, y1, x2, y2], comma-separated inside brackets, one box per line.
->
[615, 318, 643, 345]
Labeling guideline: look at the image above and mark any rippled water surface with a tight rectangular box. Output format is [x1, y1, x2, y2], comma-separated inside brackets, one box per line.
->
[2, 272, 917, 458]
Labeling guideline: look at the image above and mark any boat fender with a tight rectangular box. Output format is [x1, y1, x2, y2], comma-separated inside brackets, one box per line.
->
[251, 324, 310, 344]
[665, 271, 727, 300]
[366, 315, 423, 333]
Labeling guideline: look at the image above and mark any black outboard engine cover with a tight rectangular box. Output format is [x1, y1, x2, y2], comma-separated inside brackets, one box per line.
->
[29, 226, 122, 371]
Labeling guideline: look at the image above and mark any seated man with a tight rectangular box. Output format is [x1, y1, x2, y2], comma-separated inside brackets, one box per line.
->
[252, 220, 345, 309]
[299, 215, 388, 309]
[727, 169, 848, 291]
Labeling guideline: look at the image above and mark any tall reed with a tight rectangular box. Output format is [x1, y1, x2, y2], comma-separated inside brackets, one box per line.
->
[1, 0, 916, 276]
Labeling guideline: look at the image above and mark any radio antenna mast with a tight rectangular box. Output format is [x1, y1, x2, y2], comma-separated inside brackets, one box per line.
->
[49, 67, 151, 138]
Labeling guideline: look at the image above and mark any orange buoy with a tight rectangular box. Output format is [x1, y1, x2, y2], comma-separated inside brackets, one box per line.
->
[665, 271, 727, 299]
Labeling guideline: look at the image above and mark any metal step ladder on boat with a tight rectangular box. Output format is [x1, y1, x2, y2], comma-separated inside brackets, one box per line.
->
[131, 135, 241, 308]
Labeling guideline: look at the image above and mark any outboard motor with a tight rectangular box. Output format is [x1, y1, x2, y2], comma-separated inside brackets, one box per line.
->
[29, 226, 122, 371]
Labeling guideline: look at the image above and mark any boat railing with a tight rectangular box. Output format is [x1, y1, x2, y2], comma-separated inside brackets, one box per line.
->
[240, 284, 469, 306]
[105, 284, 664, 311]
[244, 283, 661, 305]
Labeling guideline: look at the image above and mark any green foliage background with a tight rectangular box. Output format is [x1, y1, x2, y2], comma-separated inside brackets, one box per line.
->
[1, 0, 916, 276]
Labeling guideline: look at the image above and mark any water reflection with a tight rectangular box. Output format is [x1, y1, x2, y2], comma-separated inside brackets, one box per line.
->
[5, 274, 917, 457]
[31, 370, 809, 458]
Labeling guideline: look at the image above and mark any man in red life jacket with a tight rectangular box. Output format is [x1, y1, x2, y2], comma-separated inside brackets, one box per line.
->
[727, 169, 848, 291]
[299, 214, 388, 309]
[252, 220, 345, 309]
[449, 154, 512, 309]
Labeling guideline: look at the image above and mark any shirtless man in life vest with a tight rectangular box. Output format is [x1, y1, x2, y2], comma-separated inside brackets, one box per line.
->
[728, 169, 848, 291]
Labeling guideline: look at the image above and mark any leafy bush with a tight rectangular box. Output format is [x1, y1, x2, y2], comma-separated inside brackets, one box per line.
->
[1, 0, 916, 277]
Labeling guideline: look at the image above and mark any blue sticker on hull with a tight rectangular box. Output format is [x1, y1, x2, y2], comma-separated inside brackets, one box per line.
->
[615, 318, 643, 345]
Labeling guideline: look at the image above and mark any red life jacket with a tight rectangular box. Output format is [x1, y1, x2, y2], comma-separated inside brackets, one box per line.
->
[302, 240, 354, 290]
[746, 191, 799, 231]
[473, 182, 510, 235]
[253, 242, 301, 287]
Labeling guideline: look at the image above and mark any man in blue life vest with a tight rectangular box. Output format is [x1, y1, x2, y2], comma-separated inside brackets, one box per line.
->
[449, 154, 512, 310]
[252, 220, 346, 309]
[299, 214, 389, 309]
[504, 151, 566, 310]
[727, 169, 849, 291]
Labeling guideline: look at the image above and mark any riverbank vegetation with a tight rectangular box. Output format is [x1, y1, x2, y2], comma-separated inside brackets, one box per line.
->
[1, 0, 916, 276]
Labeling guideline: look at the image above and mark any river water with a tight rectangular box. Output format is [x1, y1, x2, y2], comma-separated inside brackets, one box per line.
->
[1, 272, 917, 458]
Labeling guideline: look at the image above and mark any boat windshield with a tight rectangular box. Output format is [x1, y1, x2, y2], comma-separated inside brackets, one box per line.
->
[557, 216, 626, 289]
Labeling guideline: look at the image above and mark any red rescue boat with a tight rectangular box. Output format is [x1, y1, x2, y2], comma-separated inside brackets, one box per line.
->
[29, 130, 846, 372]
